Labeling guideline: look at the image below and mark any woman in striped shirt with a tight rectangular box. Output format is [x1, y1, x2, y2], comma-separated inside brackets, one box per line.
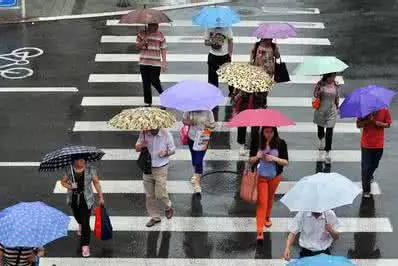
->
[136, 23, 168, 106]
[0, 244, 44, 266]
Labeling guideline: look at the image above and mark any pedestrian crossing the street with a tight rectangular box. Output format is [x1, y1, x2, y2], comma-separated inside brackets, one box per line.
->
[32, 3, 396, 264]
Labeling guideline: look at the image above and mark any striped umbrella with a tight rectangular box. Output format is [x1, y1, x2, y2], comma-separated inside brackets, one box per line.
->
[39, 145, 105, 171]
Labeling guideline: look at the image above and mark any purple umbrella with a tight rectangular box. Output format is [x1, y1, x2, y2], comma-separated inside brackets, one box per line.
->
[252, 23, 297, 39]
[160, 80, 225, 111]
[340, 85, 396, 118]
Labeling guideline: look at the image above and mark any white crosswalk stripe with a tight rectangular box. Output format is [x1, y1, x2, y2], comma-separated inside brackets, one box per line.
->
[73, 121, 360, 133]
[106, 19, 326, 29]
[95, 54, 333, 63]
[80, 96, 345, 107]
[67, 216, 393, 232]
[0, 87, 78, 92]
[88, 74, 345, 84]
[53, 180, 381, 194]
[100, 149, 361, 162]
[101, 35, 331, 45]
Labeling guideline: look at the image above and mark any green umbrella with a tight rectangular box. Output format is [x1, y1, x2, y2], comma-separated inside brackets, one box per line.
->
[294, 56, 348, 75]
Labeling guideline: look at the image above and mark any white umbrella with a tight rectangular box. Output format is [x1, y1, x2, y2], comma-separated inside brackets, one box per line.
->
[280, 172, 361, 213]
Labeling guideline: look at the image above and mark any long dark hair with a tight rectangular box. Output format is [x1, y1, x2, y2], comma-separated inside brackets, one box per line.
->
[260, 127, 282, 150]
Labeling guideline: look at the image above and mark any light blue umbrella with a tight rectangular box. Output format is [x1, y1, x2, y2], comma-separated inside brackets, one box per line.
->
[294, 56, 348, 76]
[0, 202, 70, 247]
[280, 173, 361, 212]
[288, 254, 356, 265]
[192, 6, 240, 28]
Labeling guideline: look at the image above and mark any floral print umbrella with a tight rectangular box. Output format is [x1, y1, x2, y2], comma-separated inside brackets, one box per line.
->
[108, 107, 176, 130]
[216, 63, 274, 93]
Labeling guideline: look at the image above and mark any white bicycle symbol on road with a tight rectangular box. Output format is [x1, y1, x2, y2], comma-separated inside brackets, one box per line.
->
[0, 47, 44, 79]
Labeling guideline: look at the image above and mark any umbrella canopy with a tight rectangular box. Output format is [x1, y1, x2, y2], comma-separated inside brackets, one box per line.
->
[192, 6, 240, 28]
[0, 202, 70, 247]
[287, 254, 356, 266]
[226, 109, 295, 127]
[119, 8, 172, 24]
[39, 145, 105, 172]
[340, 85, 396, 118]
[217, 63, 274, 93]
[108, 107, 176, 130]
[280, 172, 361, 213]
[294, 56, 348, 76]
[252, 23, 297, 39]
[160, 80, 225, 111]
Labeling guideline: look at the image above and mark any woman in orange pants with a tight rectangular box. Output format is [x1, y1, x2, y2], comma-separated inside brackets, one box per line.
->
[250, 127, 289, 242]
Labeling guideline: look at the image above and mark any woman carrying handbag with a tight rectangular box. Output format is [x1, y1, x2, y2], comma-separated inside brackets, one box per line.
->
[249, 127, 288, 243]
[182, 110, 216, 194]
[313, 73, 340, 163]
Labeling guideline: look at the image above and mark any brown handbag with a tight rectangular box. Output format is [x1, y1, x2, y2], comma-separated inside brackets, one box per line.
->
[240, 169, 258, 204]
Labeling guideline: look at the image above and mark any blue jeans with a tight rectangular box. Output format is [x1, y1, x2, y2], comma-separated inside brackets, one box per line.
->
[188, 138, 207, 174]
[361, 148, 383, 193]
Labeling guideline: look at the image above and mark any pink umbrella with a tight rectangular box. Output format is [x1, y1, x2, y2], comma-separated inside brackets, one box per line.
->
[252, 23, 297, 39]
[226, 109, 295, 127]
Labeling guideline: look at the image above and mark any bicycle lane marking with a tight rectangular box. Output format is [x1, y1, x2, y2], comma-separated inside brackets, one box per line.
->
[0, 47, 44, 79]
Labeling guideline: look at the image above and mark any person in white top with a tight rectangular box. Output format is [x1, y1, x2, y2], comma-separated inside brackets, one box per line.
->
[204, 27, 234, 95]
[135, 128, 176, 227]
[183, 110, 216, 194]
[283, 210, 340, 260]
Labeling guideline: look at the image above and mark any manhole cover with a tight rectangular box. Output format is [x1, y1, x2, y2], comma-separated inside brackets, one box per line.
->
[235, 6, 262, 17]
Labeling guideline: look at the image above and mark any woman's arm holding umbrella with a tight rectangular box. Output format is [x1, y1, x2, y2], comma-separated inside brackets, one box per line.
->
[92, 175, 105, 205]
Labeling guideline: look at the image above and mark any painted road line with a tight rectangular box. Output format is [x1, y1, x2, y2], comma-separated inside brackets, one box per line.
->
[0, 87, 78, 92]
[67, 216, 393, 232]
[81, 96, 345, 107]
[262, 7, 320, 15]
[53, 180, 381, 195]
[0, 150, 360, 168]
[95, 54, 332, 63]
[101, 35, 331, 45]
[88, 74, 344, 84]
[100, 149, 361, 162]
[39, 258, 398, 266]
[73, 121, 359, 133]
[15, 0, 230, 23]
[106, 19, 325, 29]
[0, 162, 39, 167]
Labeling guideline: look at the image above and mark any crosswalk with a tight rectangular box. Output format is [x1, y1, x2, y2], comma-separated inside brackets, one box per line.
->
[36, 3, 395, 265]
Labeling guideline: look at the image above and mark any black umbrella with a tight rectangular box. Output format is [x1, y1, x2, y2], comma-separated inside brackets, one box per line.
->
[39, 145, 105, 171]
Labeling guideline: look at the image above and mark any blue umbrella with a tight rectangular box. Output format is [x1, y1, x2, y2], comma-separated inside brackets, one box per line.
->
[0, 202, 70, 247]
[160, 80, 225, 111]
[340, 85, 396, 118]
[192, 6, 240, 28]
[287, 254, 356, 266]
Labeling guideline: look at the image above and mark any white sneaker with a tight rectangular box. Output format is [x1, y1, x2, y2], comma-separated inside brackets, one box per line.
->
[239, 145, 248, 156]
[324, 151, 331, 164]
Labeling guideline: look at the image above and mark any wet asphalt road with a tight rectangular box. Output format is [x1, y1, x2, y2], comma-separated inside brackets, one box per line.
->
[0, 0, 398, 263]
